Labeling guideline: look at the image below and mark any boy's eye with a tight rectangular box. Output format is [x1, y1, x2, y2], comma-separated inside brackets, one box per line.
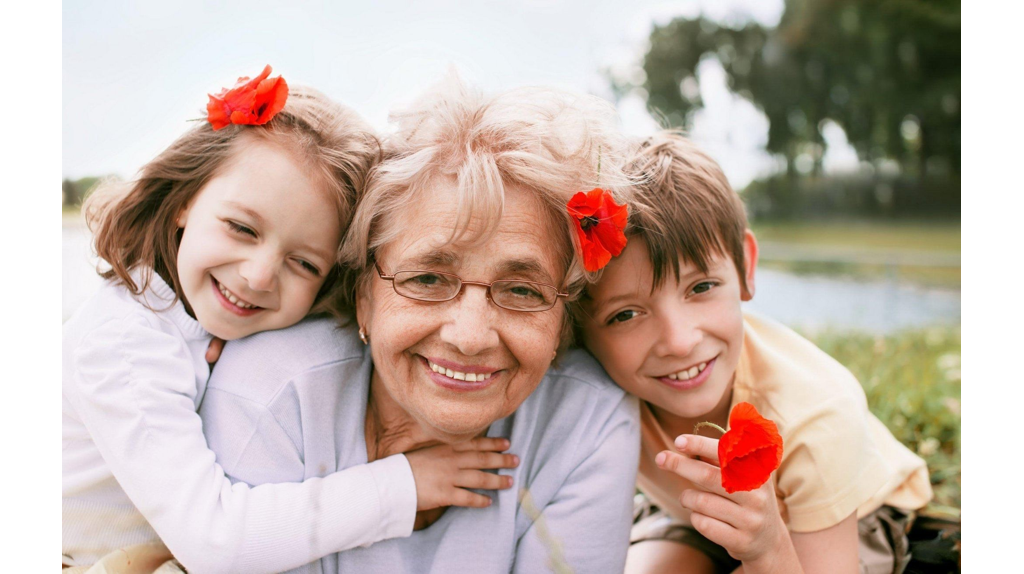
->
[691, 281, 718, 295]
[227, 221, 257, 237]
[608, 309, 640, 325]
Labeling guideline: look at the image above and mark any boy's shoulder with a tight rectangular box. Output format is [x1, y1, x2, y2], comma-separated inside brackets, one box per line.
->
[739, 310, 868, 419]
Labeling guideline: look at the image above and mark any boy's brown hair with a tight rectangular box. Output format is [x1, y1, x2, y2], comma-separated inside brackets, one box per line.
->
[625, 130, 751, 296]
[84, 85, 381, 319]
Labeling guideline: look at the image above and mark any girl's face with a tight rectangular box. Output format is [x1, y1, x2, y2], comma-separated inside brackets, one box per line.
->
[175, 138, 341, 340]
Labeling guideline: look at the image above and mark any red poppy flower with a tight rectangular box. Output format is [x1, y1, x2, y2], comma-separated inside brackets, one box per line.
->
[718, 402, 783, 493]
[206, 65, 289, 131]
[567, 188, 628, 272]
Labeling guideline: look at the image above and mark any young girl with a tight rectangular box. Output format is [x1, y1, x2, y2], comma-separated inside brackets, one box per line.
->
[577, 132, 932, 574]
[62, 67, 517, 573]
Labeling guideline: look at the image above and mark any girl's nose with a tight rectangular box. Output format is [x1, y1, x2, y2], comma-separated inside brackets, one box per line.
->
[239, 253, 279, 292]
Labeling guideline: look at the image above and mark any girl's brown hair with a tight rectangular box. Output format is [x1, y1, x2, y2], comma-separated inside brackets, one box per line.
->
[85, 85, 381, 318]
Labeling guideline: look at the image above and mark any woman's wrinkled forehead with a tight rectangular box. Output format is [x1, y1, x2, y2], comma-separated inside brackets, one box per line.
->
[377, 181, 570, 285]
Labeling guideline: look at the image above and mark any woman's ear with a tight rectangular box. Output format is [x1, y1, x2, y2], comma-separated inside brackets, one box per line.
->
[741, 229, 758, 301]
[355, 273, 373, 335]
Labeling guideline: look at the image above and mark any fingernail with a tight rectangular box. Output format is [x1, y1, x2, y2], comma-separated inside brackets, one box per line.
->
[655, 452, 667, 466]
[506, 476, 514, 487]
[675, 436, 687, 450]
[512, 455, 520, 466]
[502, 439, 511, 448]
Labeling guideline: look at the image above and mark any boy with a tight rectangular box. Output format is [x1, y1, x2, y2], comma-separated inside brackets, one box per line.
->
[578, 133, 932, 574]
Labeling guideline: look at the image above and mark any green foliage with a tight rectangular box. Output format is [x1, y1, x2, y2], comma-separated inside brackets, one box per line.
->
[635, 0, 960, 209]
[805, 327, 961, 513]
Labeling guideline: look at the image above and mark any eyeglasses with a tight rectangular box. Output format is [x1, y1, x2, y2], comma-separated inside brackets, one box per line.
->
[375, 262, 568, 312]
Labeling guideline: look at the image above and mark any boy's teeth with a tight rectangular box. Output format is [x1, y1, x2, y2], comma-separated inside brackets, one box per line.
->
[670, 361, 708, 381]
[428, 360, 493, 383]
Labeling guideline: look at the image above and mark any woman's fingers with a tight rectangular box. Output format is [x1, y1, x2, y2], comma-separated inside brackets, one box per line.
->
[452, 437, 510, 452]
[458, 449, 520, 470]
[655, 451, 727, 496]
[455, 469, 513, 491]
[673, 434, 720, 465]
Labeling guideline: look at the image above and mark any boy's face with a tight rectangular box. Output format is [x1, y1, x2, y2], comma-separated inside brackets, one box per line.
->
[580, 232, 757, 421]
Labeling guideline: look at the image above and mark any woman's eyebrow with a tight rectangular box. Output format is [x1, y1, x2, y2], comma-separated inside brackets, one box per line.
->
[497, 258, 552, 282]
[406, 250, 460, 269]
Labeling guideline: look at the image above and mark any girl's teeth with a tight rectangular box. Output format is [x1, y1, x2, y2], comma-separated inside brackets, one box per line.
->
[218, 281, 255, 309]
[428, 361, 493, 383]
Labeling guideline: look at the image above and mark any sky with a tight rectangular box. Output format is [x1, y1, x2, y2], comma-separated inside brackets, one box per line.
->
[62, 0, 859, 190]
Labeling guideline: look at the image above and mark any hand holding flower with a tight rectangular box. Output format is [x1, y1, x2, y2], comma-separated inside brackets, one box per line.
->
[655, 435, 802, 573]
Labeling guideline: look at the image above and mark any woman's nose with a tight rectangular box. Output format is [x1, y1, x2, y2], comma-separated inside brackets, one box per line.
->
[438, 285, 500, 356]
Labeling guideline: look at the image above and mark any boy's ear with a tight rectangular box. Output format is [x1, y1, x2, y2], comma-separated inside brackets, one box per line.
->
[741, 229, 758, 301]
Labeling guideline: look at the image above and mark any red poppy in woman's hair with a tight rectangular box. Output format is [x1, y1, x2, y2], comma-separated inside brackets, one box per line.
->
[567, 188, 628, 272]
[719, 402, 784, 493]
[206, 65, 289, 130]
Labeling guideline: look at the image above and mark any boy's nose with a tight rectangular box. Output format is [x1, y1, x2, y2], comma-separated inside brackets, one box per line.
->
[654, 315, 703, 358]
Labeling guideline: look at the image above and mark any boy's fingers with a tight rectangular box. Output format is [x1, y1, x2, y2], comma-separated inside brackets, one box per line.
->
[679, 489, 743, 529]
[674, 434, 720, 465]
[688, 511, 738, 550]
[448, 488, 493, 508]
[459, 450, 519, 470]
[655, 451, 726, 496]
[452, 437, 510, 452]
[455, 470, 513, 491]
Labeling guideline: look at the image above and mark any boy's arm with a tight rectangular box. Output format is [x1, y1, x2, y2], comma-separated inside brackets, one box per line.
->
[787, 513, 859, 574]
[513, 393, 640, 574]
[68, 315, 417, 574]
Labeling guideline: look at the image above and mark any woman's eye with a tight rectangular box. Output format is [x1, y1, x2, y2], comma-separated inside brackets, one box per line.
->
[413, 273, 442, 285]
[608, 309, 639, 324]
[508, 285, 543, 300]
[691, 281, 718, 295]
[227, 221, 257, 237]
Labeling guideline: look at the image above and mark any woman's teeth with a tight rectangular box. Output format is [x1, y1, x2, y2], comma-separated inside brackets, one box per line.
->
[667, 362, 708, 381]
[217, 281, 257, 309]
[427, 360, 494, 383]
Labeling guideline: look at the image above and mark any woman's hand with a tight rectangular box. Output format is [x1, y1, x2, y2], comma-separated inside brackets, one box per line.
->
[405, 437, 520, 511]
[655, 434, 803, 574]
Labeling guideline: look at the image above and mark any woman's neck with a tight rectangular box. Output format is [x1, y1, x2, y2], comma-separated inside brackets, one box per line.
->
[364, 369, 443, 462]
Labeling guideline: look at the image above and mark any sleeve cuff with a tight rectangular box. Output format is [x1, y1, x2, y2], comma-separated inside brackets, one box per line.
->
[366, 453, 417, 542]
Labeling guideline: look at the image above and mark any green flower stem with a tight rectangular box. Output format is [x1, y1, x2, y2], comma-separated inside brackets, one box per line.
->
[693, 421, 726, 436]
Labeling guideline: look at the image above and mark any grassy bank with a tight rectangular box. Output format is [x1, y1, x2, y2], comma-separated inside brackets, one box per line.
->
[806, 326, 961, 516]
[751, 220, 961, 288]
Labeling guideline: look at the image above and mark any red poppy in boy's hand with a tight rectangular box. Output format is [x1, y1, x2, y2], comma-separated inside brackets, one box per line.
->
[567, 188, 628, 272]
[206, 65, 289, 130]
[718, 402, 784, 493]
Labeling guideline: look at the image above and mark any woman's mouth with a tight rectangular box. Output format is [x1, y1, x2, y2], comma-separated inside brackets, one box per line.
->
[421, 356, 500, 392]
[655, 357, 717, 391]
[211, 278, 263, 317]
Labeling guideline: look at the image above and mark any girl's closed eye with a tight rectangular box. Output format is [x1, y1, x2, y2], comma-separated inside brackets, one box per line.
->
[227, 220, 257, 238]
[294, 259, 322, 277]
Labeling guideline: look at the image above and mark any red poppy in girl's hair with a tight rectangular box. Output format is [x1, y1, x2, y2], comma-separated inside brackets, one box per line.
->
[206, 65, 289, 131]
[567, 188, 628, 272]
[719, 402, 784, 493]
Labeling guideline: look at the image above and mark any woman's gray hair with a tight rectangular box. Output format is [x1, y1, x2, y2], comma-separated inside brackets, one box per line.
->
[339, 73, 637, 327]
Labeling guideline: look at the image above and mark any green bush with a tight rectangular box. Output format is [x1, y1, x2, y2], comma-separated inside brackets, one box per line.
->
[805, 327, 961, 515]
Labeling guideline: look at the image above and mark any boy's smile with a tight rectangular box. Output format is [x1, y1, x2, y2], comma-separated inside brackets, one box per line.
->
[580, 232, 757, 426]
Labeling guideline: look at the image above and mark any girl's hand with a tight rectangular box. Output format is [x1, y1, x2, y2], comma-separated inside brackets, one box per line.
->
[656, 434, 801, 573]
[405, 437, 519, 511]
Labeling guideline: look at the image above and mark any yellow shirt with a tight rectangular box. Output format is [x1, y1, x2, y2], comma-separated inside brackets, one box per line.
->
[637, 311, 933, 533]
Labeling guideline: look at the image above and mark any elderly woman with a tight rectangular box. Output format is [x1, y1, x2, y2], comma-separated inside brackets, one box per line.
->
[198, 76, 640, 573]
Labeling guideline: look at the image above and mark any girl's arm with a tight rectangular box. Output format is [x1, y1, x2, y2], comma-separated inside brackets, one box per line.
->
[658, 435, 859, 574]
[68, 314, 417, 574]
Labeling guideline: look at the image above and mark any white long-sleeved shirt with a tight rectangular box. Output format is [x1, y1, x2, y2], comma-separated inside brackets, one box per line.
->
[62, 271, 417, 573]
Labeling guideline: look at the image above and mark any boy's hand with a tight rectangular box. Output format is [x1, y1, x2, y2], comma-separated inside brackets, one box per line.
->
[405, 437, 519, 511]
[656, 434, 799, 571]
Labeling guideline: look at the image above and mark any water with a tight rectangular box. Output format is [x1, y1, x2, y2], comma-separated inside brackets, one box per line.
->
[62, 227, 960, 332]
